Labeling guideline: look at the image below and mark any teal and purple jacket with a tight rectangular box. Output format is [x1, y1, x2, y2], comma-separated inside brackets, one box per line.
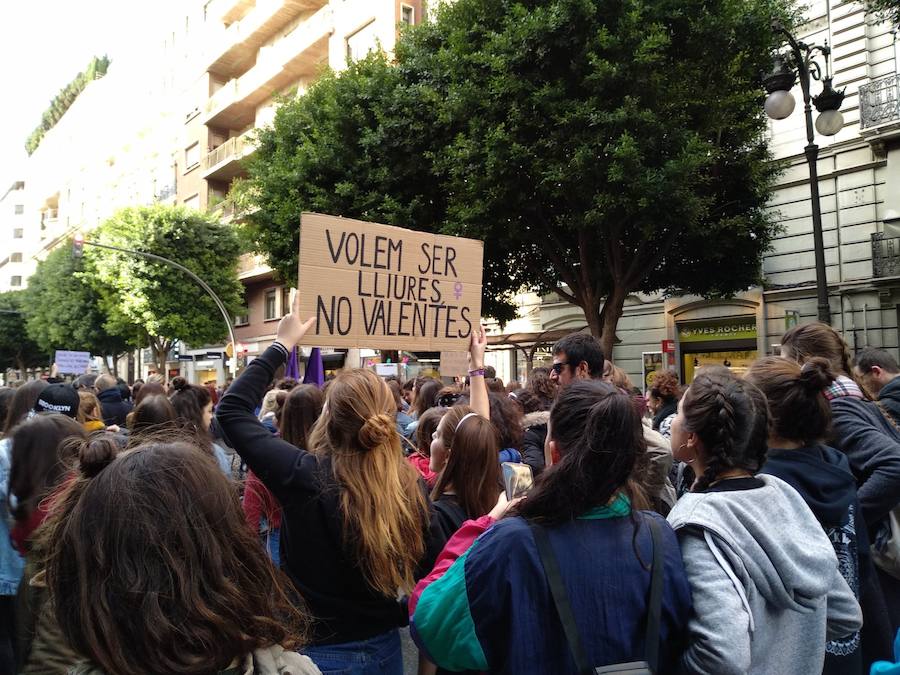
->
[409, 496, 692, 674]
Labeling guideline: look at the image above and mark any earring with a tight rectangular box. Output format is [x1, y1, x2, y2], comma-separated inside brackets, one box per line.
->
[678, 444, 695, 464]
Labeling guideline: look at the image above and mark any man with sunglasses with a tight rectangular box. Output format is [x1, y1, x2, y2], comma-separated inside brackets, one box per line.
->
[548, 332, 606, 388]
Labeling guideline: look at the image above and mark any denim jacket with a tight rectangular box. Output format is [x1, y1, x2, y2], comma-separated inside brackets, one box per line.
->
[0, 438, 25, 595]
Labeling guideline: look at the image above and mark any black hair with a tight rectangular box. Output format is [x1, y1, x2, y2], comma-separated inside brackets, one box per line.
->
[516, 380, 648, 524]
[680, 367, 770, 492]
[552, 333, 605, 379]
[854, 347, 900, 375]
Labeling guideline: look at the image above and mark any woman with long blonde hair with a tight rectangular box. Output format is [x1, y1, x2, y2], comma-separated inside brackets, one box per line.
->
[218, 298, 487, 674]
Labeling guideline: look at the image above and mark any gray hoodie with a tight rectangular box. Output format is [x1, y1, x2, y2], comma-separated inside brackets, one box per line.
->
[667, 474, 862, 675]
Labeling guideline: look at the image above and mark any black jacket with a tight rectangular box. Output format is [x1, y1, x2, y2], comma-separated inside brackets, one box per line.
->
[878, 377, 900, 427]
[520, 411, 550, 476]
[96, 387, 132, 427]
[763, 445, 892, 672]
[217, 345, 439, 645]
[830, 396, 900, 529]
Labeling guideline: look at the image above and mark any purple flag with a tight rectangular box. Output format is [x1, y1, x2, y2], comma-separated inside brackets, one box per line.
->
[284, 347, 300, 380]
[303, 348, 325, 388]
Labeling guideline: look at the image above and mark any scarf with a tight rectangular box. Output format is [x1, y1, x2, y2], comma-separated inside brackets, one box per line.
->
[823, 375, 865, 401]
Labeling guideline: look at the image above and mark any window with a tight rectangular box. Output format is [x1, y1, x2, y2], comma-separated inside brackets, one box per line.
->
[264, 289, 277, 320]
[10, 276, 22, 287]
[281, 286, 292, 316]
[14, 205, 23, 215]
[400, 4, 415, 26]
[183, 193, 200, 210]
[185, 142, 200, 170]
[10, 253, 22, 263]
[234, 312, 249, 327]
[13, 229, 23, 239]
[346, 20, 378, 63]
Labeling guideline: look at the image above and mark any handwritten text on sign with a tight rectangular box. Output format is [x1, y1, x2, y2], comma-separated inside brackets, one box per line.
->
[297, 213, 483, 350]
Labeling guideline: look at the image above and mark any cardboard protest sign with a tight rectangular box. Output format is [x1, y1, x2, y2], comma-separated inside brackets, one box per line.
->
[55, 350, 91, 374]
[439, 351, 469, 378]
[297, 213, 483, 351]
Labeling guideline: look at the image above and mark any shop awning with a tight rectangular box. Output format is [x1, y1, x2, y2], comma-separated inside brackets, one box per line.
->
[487, 326, 589, 351]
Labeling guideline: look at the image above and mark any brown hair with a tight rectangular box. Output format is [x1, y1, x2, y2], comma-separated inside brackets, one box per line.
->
[680, 367, 770, 492]
[608, 365, 635, 391]
[431, 406, 502, 518]
[649, 370, 680, 403]
[2, 380, 48, 437]
[77, 391, 103, 425]
[412, 378, 442, 418]
[169, 377, 212, 434]
[416, 407, 446, 456]
[780, 322, 868, 394]
[134, 382, 166, 406]
[517, 381, 649, 524]
[307, 369, 427, 596]
[44, 439, 308, 675]
[745, 356, 834, 446]
[9, 414, 85, 524]
[279, 384, 324, 449]
[386, 380, 405, 412]
[526, 367, 557, 410]
[127, 395, 179, 437]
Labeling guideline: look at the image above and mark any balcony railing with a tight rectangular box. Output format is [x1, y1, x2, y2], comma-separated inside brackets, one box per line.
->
[859, 74, 900, 131]
[201, 131, 256, 174]
[872, 233, 900, 278]
[156, 185, 176, 201]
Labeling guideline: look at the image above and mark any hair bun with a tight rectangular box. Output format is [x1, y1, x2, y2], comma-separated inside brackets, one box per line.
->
[799, 357, 835, 392]
[358, 413, 396, 450]
[77, 435, 120, 478]
[171, 376, 187, 392]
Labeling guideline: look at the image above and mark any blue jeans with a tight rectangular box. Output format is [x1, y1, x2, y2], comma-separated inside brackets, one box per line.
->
[302, 628, 403, 675]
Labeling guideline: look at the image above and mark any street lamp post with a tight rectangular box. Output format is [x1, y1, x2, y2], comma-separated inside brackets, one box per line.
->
[763, 21, 845, 325]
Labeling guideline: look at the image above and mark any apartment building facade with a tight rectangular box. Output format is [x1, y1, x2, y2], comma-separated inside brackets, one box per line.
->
[0, 181, 36, 293]
[482, 0, 900, 390]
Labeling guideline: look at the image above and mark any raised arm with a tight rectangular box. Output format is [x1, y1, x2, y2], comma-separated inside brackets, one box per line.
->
[468, 323, 490, 420]
[216, 299, 316, 502]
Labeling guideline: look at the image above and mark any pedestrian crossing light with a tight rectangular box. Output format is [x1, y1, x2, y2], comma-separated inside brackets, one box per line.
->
[72, 233, 84, 258]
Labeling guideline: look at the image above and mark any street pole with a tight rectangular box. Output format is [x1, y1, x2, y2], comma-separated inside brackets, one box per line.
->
[777, 26, 833, 324]
[81, 240, 239, 375]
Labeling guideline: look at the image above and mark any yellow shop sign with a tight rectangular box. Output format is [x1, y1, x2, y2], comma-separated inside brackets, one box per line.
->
[677, 317, 757, 343]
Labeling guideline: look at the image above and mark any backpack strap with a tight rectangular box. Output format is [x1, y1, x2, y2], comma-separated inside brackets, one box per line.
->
[530, 521, 593, 675]
[644, 517, 664, 672]
[531, 515, 666, 675]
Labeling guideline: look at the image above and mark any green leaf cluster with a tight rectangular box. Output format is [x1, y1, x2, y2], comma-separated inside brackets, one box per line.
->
[25, 56, 111, 156]
[88, 205, 244, 360]
[240, 0, 792, 345]
[865, 0, 899, 27]
[0, 291, 47, 373]
[24, 243, 139, 359]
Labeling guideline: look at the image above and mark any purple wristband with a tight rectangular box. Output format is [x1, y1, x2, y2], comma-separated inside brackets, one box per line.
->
[468, 368, 485, 377]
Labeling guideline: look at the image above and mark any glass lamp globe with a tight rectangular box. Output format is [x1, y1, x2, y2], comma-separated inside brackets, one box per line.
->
[815, 109, 844, 136]
[764, 90, 796, 120]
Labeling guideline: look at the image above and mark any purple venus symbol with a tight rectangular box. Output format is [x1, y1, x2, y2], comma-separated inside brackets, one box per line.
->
[454, 282, 463, 300]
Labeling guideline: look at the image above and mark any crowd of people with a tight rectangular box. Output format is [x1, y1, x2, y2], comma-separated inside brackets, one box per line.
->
[0, 301, 899, 674]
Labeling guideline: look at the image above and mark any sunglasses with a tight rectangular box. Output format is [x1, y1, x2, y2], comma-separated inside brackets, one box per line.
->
[550, 362, 572, 375]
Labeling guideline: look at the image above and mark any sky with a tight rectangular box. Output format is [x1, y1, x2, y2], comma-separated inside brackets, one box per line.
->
[0, 1, 174, 190]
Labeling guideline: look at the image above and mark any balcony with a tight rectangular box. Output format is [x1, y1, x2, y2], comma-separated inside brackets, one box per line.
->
[859, 74, 900, 143]
[202, 130, 257, 181]
[155, 185, 177, 202]
[872, 233, 900, 278]
[207, 0, 329, 76]
[204, 3, 333, 129]
[208, 0, 256, 26]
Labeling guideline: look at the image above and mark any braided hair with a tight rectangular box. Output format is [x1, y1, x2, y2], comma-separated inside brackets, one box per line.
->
[680, 367, 770, 492]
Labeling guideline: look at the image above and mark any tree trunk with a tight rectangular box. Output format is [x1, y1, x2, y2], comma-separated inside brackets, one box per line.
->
[598, 288, 628, 363]
[149, 336, 172, 381]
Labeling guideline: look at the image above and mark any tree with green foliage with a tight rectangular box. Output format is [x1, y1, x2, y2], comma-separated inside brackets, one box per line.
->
[25, 55, 110, 155]
[232, 52, 458, 303]
[0, 291, 47, 375]
[24, 243, 140, 377]
[241, 0, 790, 357]
[88, 205, 244, 375]
[866, 0, 899, 26]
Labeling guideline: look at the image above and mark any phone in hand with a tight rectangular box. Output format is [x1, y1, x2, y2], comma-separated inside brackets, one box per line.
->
[502, 462, 534, 501]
